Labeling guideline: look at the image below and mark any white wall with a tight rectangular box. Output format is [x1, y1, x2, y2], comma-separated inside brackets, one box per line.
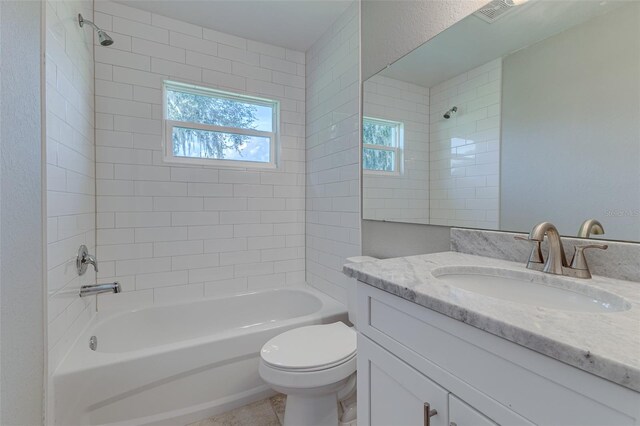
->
[1, 2, 3, 415]
[93, 1, 306, 310]
[363, 75, 430, 224]
[361, 0, 488, 80]
[0, 2, 2, 414]
[306, 1, 361, 303]
[362, 220, 450, 259]
[0, 1, 45, 424]
[45, 0, 96, 382]
[429, 59, 501, 230]
[501, 2, 640, 240]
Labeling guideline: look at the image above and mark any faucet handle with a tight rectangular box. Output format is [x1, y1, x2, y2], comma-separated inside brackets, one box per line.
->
[77, 245, 98, 275]
[570, 244, 608, 271]
[514, 235, 544, 266]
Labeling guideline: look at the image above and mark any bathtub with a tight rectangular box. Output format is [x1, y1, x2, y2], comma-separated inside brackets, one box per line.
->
[54, 286, 347, 426]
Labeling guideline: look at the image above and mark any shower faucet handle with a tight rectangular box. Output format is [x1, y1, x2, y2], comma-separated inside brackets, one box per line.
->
[77, 245, 98, 275]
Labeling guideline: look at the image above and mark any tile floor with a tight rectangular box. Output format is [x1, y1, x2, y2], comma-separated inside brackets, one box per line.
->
[188, 394, 286, 426]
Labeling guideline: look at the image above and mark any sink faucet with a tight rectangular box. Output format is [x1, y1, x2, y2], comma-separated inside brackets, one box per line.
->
[528, 222, 568, 275]
[577, 219, 605, 238]
[80, 282, 121, 297]
[521, 222, 608, 279]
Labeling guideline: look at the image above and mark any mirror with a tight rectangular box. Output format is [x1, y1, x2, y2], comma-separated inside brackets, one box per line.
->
[362, 0, 640, 242]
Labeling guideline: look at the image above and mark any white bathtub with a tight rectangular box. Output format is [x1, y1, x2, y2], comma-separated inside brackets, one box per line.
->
[54, 286, 347, 426]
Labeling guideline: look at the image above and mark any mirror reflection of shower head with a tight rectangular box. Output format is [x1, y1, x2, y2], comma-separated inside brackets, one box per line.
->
[443, 106, 458, 119]
[78, 14, 114, 46]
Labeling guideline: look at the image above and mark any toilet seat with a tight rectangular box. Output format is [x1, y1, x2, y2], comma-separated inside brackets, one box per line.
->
[259, 351, 357, 391]
[259, 322, 357, 391]
[261, 322, 357, 372]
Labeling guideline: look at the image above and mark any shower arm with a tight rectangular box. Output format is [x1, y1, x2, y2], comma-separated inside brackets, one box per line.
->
[78, 14, 100, 31]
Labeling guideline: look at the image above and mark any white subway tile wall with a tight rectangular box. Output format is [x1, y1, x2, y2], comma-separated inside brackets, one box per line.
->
[94, 1, 306, 310]
[45, 0, 96, 374]
[305, 2, 361, 303]
[429, 58, 501, 229]
[363, 75, 430, 223]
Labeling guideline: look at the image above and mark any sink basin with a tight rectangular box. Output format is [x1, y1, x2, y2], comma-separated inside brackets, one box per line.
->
[432, 266, 630, 313]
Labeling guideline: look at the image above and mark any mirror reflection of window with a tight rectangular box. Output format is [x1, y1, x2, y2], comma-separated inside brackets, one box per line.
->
[362, 117, 402, 175]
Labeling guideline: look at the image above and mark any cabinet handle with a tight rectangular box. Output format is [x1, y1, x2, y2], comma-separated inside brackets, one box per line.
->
[424, 402, 438, 426]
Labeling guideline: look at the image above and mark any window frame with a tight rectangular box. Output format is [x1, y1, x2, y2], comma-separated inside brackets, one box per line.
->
[162, 80, 279, 169]
[362, 116, 403, 176]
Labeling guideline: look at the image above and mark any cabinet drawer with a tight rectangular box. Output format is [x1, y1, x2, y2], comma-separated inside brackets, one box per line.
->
[449, 394, 497, 426]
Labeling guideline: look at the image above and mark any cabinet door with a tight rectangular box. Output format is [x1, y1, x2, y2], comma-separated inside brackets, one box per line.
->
[449, 395, 497, 426]
[359, 336, 449, 426]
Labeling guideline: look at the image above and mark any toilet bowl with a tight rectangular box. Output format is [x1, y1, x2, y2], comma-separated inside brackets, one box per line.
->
[259, 322, 357, 426]
[259, 256, 377, 426]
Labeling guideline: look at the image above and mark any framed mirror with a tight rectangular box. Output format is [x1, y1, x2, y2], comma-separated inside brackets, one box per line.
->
[362, 0, 640, 242]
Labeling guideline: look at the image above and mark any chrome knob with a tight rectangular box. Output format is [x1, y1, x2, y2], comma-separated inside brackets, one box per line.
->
[89, 336, 97, 351]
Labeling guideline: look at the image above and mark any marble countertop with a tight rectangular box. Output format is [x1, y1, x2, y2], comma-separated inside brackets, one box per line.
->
[343, 251, 640, 392]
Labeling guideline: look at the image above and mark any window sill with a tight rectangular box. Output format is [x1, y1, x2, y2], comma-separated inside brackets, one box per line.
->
[162, 154, 278, 170]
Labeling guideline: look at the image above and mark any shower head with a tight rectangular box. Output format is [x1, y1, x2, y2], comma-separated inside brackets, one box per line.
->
[443, 106, 458, 119]
[97, 30, 114, 46]
[78, 14, 114, 46]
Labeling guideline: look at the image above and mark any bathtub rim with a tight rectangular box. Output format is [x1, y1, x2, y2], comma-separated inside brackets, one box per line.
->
[54, 285, 347, 377]
[90, 286, 327, 354]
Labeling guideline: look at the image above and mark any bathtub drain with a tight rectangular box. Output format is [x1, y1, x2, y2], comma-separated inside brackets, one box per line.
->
[89, 335, 97, 351]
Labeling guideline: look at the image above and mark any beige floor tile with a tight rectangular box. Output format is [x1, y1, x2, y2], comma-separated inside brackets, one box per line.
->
[188, 396, 286, 426]
[269, 394, 286, 424]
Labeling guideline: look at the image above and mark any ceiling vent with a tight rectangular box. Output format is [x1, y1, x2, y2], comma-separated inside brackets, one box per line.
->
[474, 0, 519, 23]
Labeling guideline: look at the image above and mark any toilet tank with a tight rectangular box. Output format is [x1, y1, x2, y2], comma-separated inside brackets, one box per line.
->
[345, 256, 378, 328]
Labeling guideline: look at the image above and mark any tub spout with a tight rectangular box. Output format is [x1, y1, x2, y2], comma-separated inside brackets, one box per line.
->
[80, 282, 121, 297]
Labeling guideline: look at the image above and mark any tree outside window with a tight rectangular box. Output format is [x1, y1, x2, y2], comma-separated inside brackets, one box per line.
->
[362, 117, 402, 174]
[164, 81, 278, 168]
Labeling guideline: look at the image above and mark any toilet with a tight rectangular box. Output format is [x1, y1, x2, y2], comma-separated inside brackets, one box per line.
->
[259, 256, 376, 426]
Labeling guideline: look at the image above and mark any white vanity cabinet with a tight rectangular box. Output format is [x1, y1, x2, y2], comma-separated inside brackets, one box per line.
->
[449, 395, 498, 426]
[362, 333, 499, 426]
[364, 333, 449, 426]
[356, 282, 640, 426]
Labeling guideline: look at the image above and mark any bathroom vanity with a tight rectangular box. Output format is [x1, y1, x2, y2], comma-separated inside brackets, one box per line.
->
[344, 253, 640, 426]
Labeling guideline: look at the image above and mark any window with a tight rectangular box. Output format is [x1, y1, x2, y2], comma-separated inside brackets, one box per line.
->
[163, 81, 279, 168]
[362, 117, 402, 174]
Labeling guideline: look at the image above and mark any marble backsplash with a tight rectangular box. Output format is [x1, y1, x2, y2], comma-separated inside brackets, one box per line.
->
[450, 228, 640, 283]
